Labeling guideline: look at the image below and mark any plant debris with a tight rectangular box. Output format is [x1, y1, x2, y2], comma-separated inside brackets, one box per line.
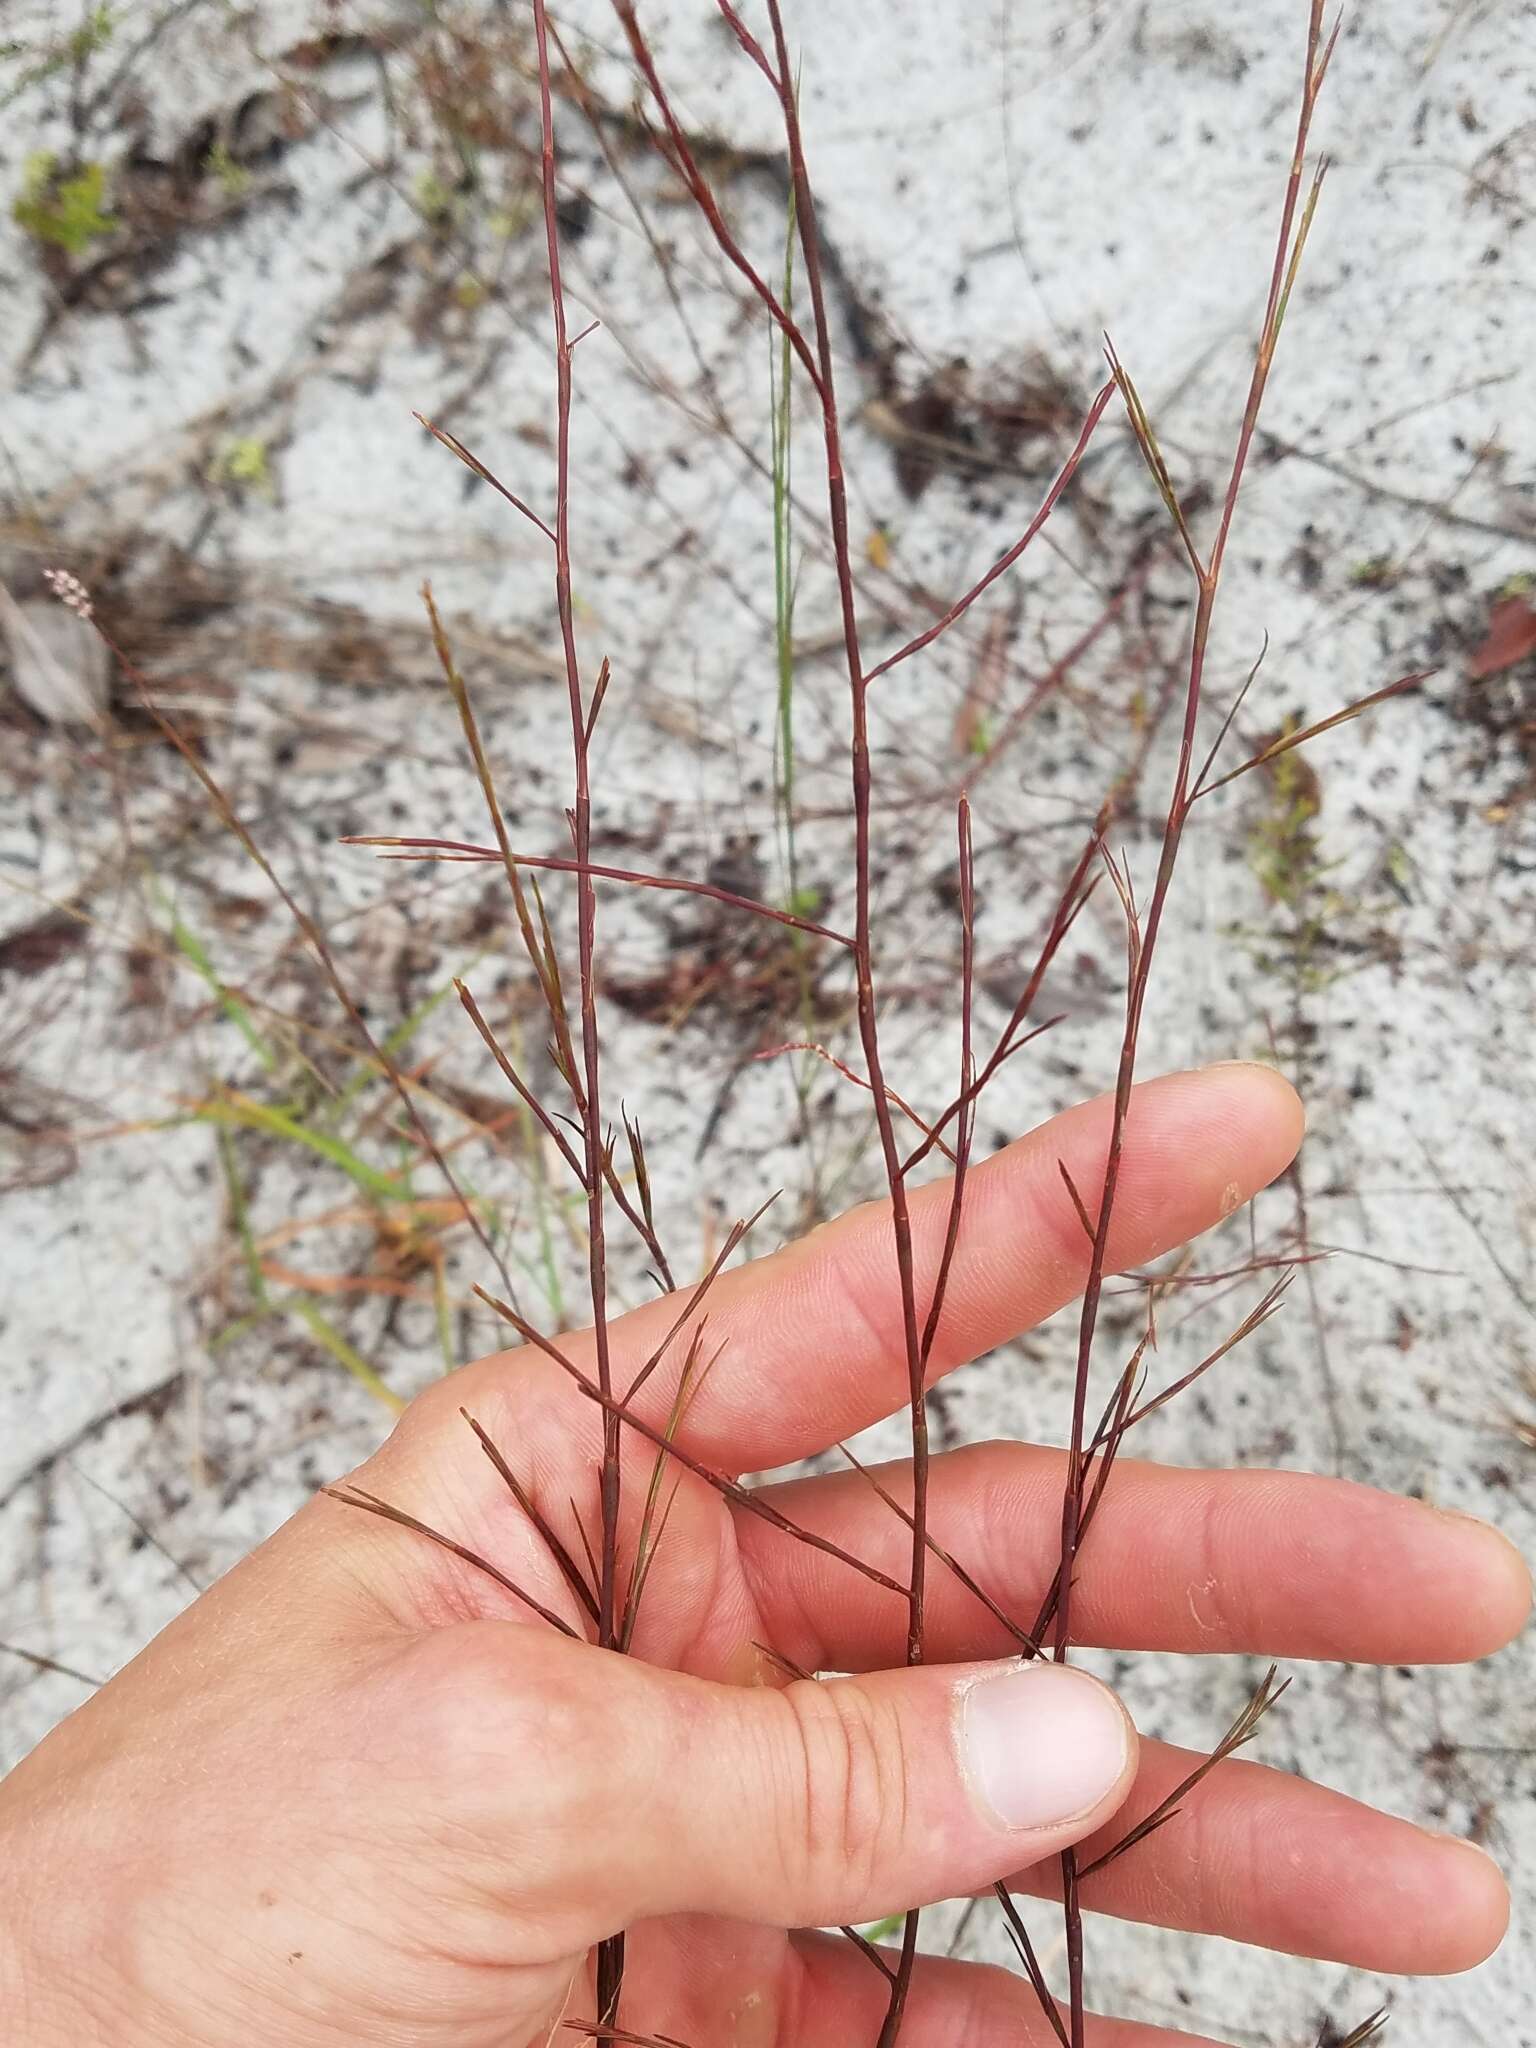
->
[0, 914, 87, 978]
[0, 580, 111, 724]
[869, 354, 1081, 501]
[1467, 592, 1536, 680]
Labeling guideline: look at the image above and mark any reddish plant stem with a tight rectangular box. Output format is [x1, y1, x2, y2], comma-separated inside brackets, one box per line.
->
[992, 1882, 1069, 2048]
[473, 1285, 911, 1600]
[620, 0, 938, 1691]
[753, 1041, 961, 1164]
[834, 1441, 1037, 1654]
[1053, 0, 1337, 1683]
[900, 829, 1102, 1180]
[756, 0, 929, 1657]
[748, 8, 938, 2037]
[838, 1925, 896, 1983]
[414, 413, 556, 542]
[456, 980, 677, 1292]
[621, 1197, 776, 1403]
[345, 835, 854, 949]
[1018, 1279, 1291, 1667]
[1047, 13, 1336, 2042]
[612, 4, 827, 404]
[861, 382, 1115, 689]
[101, 630, 516, 1305]
[324, 1486, 582, 1638]
[563, 2024, 692, 2048]
[529, 0, 617, 1643]
[420, 585, 562, 1029]
[613, 9, 1114, 2032]
[757, 1013, 1063, 1170]
[1076, 1666, 1289, 1879]
[916, 798, 977, 1384]
[529, 0, 625, 2021]
[460, 1410, 602, 1622]
[456, 978, 589, 1188]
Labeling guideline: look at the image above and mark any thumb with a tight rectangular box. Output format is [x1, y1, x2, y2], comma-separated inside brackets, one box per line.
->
[462, 1630, 1137, 1941]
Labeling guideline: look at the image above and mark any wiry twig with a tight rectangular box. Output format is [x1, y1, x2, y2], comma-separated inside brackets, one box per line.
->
[324, 1485, 582, 1639]
[208, 8, 1413, 2045]
[1194, 670, 1430, 801]
[992, 1884, 1070, 2048]
[622, 1198, 775, 1403]
[93, 626, 517, 1307]
[414, 415, 556, 543]
[474, 1286, 910, 1601]
[729, 10, 939, 2031]
[0, 1642, 103, 1689]
[861, 383, 1116, 688]
[833, 1441, 1037, 1654]
[839, 1924, 897, 1983]
[753, 1639, 813, 1684]
[460, 1410, 599, 1623]
[457, 978, 588, 1187]
[752, 1041, 959, 1165]
[906, 791, 982, 1620]
[456, 980, 678, 1291]
[562, 2023, 694, 2048]
[900, 833, 1101, 1180]
[1077, 1665, 1291, 1878]
[612, 5, 827, 406]
[620, 1327, 717, 1651]
[419, 587, 576, 1083]
[346, 836, 853, 949]
[1046, 13, 1340, 2040]
[1114, 1274, 1292, 1435]
[1323, 2013, 1390, 2048]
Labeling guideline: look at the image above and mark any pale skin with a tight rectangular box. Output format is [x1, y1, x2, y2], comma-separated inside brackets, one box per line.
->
[1, 1065, 1528, 2048]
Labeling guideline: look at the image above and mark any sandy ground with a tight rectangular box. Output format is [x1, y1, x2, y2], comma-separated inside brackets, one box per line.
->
[2, 1, 1534, 2041]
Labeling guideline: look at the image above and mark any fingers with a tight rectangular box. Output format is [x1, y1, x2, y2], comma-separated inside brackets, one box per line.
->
[783, 1930, 1230, 2048]
[423, 1624, 1136, 1950]
[735, 1443, 1533, 1668]
[613, 1921, 1231, 2048]
[1007, 1737, 1510, 1975]
[446, 1063, 1304, 1474]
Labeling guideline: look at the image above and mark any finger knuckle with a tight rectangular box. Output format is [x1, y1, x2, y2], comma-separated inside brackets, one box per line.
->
[1194, 1478, 1251, 1646]
[779, 1678, 909, 1915]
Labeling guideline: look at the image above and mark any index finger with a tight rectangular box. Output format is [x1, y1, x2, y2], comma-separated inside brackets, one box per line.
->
[453, 1062, 1304, 1474]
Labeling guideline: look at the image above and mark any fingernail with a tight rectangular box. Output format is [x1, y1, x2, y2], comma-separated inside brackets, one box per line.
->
[962, 1662, 1130, 1831]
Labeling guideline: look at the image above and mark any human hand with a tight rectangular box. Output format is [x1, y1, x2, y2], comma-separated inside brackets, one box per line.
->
[1, 1065, 1526, 2048]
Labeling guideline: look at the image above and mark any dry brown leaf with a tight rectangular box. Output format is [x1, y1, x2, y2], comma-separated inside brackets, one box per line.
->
[0, 582, 110, 725]
[1467, 594, 1536, 681]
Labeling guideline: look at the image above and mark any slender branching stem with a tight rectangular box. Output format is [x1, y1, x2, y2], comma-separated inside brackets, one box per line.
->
[474, 1283, 911, 1600]
[1047, 13, 1337, 2039]
[529, 0, 625, 2017]
[345, 835, 855, 948]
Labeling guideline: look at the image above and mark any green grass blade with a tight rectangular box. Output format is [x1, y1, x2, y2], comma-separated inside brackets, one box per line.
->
[327, 956, 484, 1124]
[150, 880, 277, 1071]
[194, 1092, 406, 1203]
[215, 1125, 269, 1308]
[288, 1298, 403, 1412]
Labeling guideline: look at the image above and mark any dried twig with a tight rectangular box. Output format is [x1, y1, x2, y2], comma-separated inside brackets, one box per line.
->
[325, 1484, 582, 1639]
[1076, 1665, 1291, 1877]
